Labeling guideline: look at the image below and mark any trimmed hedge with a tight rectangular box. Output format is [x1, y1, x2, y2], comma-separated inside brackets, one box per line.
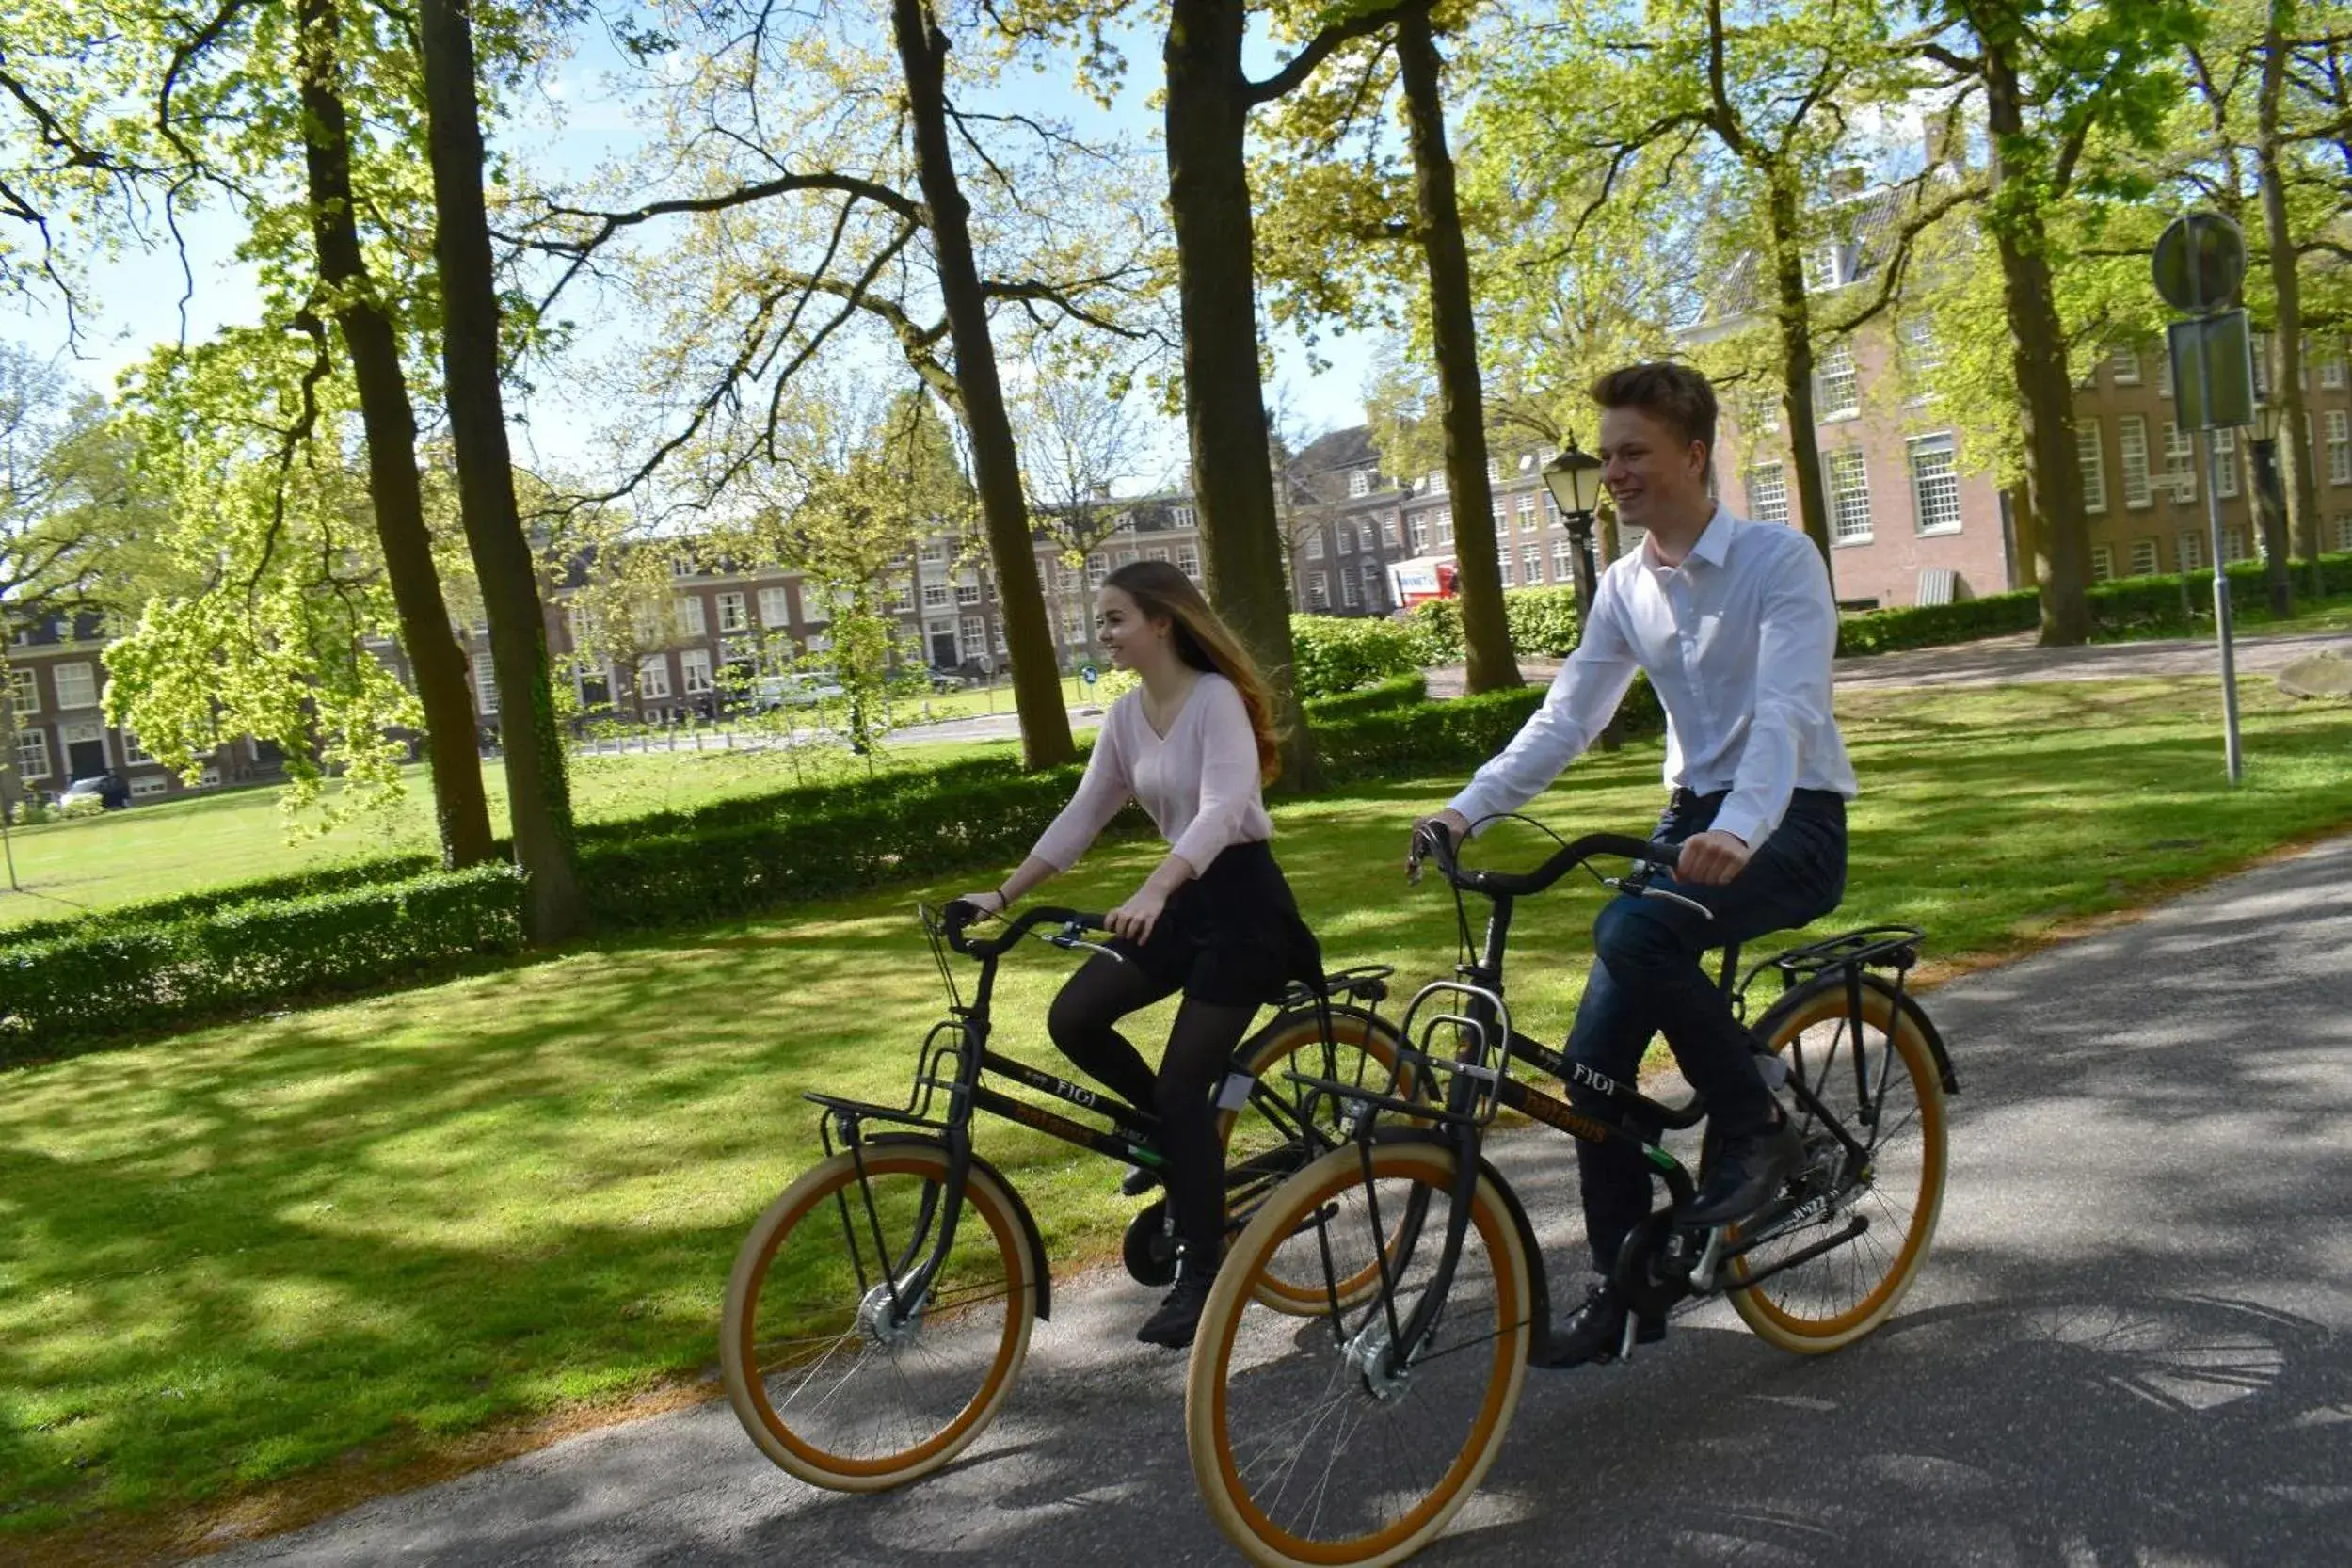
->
[1289, 615, 1424, 699]
[0, 864, 525, 1050]
[1403, 584, 1587, 664]
[1301, 672, 1427, 722]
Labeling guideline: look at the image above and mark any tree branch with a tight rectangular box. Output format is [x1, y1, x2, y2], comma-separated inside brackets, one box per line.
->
[1245, 2, 1413, 106]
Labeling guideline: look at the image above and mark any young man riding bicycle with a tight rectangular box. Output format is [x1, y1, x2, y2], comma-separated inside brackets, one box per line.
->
[1415, 360, 1857, 1368]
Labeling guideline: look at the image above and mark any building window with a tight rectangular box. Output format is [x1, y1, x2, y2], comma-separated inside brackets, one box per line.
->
[14, 728, 50, 780]
[1340, 571, 1360, 608]
[2321, 348, 2346, 390]
[1908, 435, 1962, 535]
[961, 615, 986, 656]
[1308, 571, 1329, 610]
[1901, 317, 1943, 375]
[1086, 554, 1109, 588]
[1434, 506, 1454, 543]
[1498, 554, 1515, 587]
[2162, 422, 2197, 504]
[1177, 546, 1200, 580]
[2130, 537, 2160, 577]
[919, 541, 948, 565]
[2157, 348, 2174, 399]
[1492, 503, 1509, 539]
[759, 586, 792, 627]
[2110, 345, 2140, 385]
[2176, 531, 2203, 572]
[1115, 548, 1138, 567]
[2328, 410, 2351, 485]
[1828, 450, 1872, 542]
[636, 656, 671, 699]
[2120, 415, 2152, 508]
[2077, 419, 2107, 514]
[2090, 544, 2115, 583]
[889, 584, 913, 613]
[1409, 514, 1430, 552]
[1171, 504, 1196, 527]
[1144, 546, 1169, 563]
[1336, 528, 1352, 555]
[2337, 514, 2352, 551]
[1348, 470, 1371, 499]
[1523, 544, 1544, 584]
[121, 730, 154, 765]
[2224, 526, 2248, 562]
[476, 661, 499, 714]
[1423, 470, 1448, 495]
[680, 648, 714, 695]
[1382, 518, 1400, 547]
[922, 583, 951, 609]
[1554, 538, 1576, 578]
[1305, 533, 1324, 560]
[1112, 511, 1136, 535]
[1747, 462, 1789, 525]
[52, 661, 97, 711]
[956, 581, 982, 606]
[717, 592, 747, 632]
[674, 595, 707, 638]
[2213, 427, 2240, 499]
[130, 774, 168, 799]
[6, 666, 34, 716]
[1815, 343, 1860, 419]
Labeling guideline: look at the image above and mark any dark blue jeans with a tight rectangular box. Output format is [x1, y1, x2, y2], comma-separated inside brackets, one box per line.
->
[1564, 788, 1848, 1273]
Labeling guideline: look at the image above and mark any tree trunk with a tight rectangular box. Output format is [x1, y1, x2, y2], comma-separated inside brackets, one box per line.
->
[2259, 0, 2322, 595]
[1982, 41, 2090, 645]
[1764, 178, 1836, 582]
[889, 0, 1077, 770]
[415, 0, 582, 939]
[297, 0, 495, 870]
[1397, 3, 1518, 694]
[1164, 0, 1320, 790]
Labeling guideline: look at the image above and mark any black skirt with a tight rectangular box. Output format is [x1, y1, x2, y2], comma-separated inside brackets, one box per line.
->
[1107, 840, 1322, 1007]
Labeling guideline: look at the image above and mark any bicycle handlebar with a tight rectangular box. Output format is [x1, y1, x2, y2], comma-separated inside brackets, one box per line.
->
[940, 900, 1112, 960]
[1411, 822, 1677, 900]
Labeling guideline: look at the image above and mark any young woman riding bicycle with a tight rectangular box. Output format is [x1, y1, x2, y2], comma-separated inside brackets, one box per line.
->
[960, 559, 1320, 1348]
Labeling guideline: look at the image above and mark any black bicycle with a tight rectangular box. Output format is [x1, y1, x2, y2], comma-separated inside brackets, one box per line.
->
[720, 900, 1412, 1491]
[1183, 821, 1958, 1568]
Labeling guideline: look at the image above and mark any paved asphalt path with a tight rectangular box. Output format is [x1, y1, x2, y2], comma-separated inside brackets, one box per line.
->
[213, 838, 2352, 1568]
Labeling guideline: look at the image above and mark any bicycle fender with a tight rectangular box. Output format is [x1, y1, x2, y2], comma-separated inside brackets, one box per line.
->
[859, 1133, 1054, 1321]
[1363, 1128, 1551, 1345]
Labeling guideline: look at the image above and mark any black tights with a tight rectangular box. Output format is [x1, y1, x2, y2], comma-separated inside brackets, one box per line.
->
[1046, 952, 1256, 1267]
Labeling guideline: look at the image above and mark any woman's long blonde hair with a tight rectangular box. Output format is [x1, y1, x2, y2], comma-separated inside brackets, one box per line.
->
[1104, 560, 1282, 782]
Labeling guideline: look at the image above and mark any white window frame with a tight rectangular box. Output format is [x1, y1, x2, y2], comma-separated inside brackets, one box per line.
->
[1308, 571, 1329, 610]
[1409, 515, 1430, 552]
[14, 727, 51, 780]
[52, 661, 98, 711]
[2213, 427, 2240, 500]
[716, 591, 748, 633]
[1305, 533, 1325, 560]
[2129, 537, 2160, 577]
[1827, 450, 1872, 543]
[1523, 543, 1544, 584]
[680, 648, 714, 696]
[6, 666, 35, 716]
[130, 774, 169, 799]
[674, 595, 707, 638]
[961, 615, 987, 656]
[1340, 571, 1360, 608]
[2120, 416, 2153, 509]
[1554, 538, 1575, 578]
[1176, 546, 1200, 580]
[1815, 343, 1860, 420]
[1348, 470, 1371, 499]
[1746, 462, 1789, 526]
[2161, 422, 2197, 504]
[2077, 418, 2108, 515]
[2327, 410, 2351, 486]
[635, 656, 671, 700]
[2090, 544, 2115, 583]
[758, 586, 792, 628]
[1908, 434, 1962, 536]
[922, 583, 952, 609]
[2110, 345, 2141, 385]
[121, 729, 154, 765]
[2175, 530, 2204, 572]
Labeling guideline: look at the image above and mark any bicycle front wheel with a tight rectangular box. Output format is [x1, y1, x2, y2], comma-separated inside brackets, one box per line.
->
[1728, 975, 1948, 1353]
[721, 1139, 1038, 1491]
[1186, 1139, 1533, 1568]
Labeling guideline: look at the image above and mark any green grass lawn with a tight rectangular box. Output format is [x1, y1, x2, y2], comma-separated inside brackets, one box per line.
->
[4, 678, 2350, 1553]
[2094, 586, 2352, 643]
[0, 737, 1020, 931]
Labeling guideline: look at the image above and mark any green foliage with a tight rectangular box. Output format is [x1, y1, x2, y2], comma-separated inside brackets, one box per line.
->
[1405, 597, 1464, 664]
[1315, 673, 1664, 784]
[1300, 671, 1427, 721]
[1836, 590, 2042, 655]
[1288, 614, 1425, 698]
[1499, 584, 1584, 658]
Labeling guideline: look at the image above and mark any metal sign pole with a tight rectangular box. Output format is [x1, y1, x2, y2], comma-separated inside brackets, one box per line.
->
[2200, 430, 2245, 783]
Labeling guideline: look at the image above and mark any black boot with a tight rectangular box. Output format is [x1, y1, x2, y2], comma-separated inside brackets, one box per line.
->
[1137, 1256, 1218, 1349]
[1119, 1163, 1161, 1197]
[1684, 1114, 1803, 1227]
[1534, 1281, 1666, 1368]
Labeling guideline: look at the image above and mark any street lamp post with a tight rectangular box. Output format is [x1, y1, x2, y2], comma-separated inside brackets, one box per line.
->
[1542, 436, 1614, 750]
[1542, 437, 1607, 620]
[2245, 398, 2296, 617]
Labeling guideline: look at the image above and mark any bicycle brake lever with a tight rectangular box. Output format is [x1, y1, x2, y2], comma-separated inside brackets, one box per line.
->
[1638, 884, 1715, 920]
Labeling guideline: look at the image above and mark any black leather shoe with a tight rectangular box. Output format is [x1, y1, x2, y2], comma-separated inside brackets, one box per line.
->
[1534, 1282, 1665, 1368]
[1119, 1164, 1161, 1197]
[1137, 1270, 1216, 1349]
[1684, 1116, 1803, 1227]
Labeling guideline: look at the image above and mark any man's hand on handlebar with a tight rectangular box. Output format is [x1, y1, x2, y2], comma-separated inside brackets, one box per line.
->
[1406, 808, 1471, 882]
[1672, 829, 1751, 888]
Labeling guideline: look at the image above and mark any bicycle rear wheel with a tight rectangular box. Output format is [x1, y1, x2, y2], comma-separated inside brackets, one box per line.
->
[1220, 1004, 1424, 1317]
[1186, 1139, 1533, 1568]
[721, 1139, 1038, 1490]
[1728, 975, 1948, 1353]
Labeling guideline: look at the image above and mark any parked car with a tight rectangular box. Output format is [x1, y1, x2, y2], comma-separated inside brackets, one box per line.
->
[753, 673, 847, 711]
[59, 771, 131, 810]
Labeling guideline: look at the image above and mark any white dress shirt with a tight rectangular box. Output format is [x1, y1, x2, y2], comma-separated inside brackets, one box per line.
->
[1449, 504, 1857, 850]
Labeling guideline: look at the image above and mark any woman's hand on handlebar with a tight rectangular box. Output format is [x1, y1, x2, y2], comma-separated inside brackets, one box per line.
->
[1405, 808, 1471, 880]
[951, 888, 1009, 920]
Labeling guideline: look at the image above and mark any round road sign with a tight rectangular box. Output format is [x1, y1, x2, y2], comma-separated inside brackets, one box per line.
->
[2153, 213, 2246, 314]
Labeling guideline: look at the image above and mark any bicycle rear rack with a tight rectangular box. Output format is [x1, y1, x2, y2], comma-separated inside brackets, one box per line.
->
[1749, 925, 1925, 992]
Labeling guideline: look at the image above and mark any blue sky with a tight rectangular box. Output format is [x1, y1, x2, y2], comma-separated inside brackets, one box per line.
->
[6, 11, 1384, 488]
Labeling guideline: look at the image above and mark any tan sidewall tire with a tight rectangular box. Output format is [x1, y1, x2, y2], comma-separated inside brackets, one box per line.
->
[1728, 983, 1947, 1355]
[1183, 1141, 1530, 1568]
[1224, 1009, 1415, 1318]
[719, 1144, 1037, 1491]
